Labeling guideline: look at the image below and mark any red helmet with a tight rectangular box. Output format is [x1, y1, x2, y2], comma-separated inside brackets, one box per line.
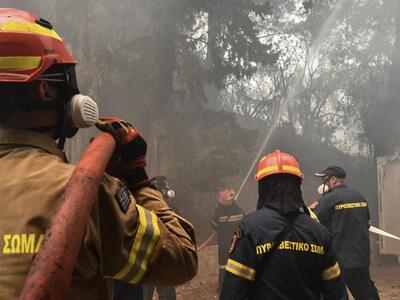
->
[0, 8, 76, 82]
[255, 149, 304, 181]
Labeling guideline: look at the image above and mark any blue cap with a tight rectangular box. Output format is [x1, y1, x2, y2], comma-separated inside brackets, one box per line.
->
[315, 166, 346, 178]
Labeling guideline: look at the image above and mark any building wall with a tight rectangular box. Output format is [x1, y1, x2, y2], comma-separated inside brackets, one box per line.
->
[377, 155, 400, 255]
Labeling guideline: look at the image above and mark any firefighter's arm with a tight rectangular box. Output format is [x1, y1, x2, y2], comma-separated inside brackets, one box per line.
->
[220, 224, 255, 300]
[87, 175, 196, 287]
[314, 199, 332, 230]
[94, 119, 197, 284]
[133, 186, 197, 285]
[211, 206, 220, 230]
[320, 235, 349, 300]
[321, 275, 349, 300]
[220, 272, 251, 300]
[367, 202, 372, 228]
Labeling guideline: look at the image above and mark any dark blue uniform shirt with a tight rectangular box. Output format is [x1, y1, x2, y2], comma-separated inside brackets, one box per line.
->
[211, 203, 245, 265]
[314, 185, 371, 269]
[220, 206, 348, 300]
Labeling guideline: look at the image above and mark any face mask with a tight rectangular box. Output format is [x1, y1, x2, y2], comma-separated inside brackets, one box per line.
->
[166, 189, 175, 199]
[67, 94, 99, 128]
[317, 184, 329, 195]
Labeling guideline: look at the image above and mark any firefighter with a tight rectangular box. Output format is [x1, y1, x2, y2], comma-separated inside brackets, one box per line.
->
[314, 166, 380, 300]
[151, 176, 179, 213]
[142, 176, 178, 300]
[0, 8, 197, 299]
[211, 188, 245, 293]
[220, 150, 348, 300]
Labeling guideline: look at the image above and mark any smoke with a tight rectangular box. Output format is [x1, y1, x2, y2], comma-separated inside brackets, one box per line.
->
[7, 0, 399, 245]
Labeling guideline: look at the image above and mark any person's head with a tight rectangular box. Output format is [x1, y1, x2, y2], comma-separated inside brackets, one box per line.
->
[151, 175, 176, 198]
[218, 188, 235, 205]
[152, 176, 169, 191]
[255, 149, 304, 214]
[0, 8, 98, 148]
[315, 166, 346, 191]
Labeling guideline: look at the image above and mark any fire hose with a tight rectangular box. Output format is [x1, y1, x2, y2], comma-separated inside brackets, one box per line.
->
[17, 129, 400, 299]
[369, 226, 400, 241]
[198, 233, 216, 251]
[198, 215, 400, 252]
[199, 226, 400, 253]
[19, 132, 116, 300]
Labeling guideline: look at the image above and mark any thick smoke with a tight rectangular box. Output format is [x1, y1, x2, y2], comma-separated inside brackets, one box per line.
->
[9, 0, 400, 250]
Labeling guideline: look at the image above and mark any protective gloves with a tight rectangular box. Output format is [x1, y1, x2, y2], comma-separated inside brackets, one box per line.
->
[96, 117, 149, 191]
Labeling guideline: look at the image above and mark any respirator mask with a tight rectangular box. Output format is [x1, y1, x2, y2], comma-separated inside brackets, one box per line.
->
[166, 189, 175, 199]
[62, 65, 99, 130]
[67, 94, 99, 129]
[56, 93, 98, 149]
[48, 65, 99, 149]
[317, 184, 329, 195]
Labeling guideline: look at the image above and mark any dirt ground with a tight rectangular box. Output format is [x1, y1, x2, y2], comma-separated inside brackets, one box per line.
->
[170, 245, 400, 300]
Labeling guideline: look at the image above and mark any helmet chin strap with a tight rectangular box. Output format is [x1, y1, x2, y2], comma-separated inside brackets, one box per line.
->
[56, 82, 78, 150]
[56, 67, 96, 149]
[56, 105, 78, 149]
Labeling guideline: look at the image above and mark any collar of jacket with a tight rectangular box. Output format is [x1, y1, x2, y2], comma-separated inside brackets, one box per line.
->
[332, 184, 347, 191]
[0, 129, 65, 160]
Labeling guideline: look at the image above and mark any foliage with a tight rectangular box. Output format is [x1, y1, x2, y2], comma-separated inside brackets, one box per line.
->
[219, 0, 400, 157]
[7, 0, 398, 229]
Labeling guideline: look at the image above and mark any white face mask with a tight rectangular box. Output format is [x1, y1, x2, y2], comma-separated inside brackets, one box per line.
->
[166, 189, 175, 199]
[67, 94, 99, 128]
[317, 184, 329, 195]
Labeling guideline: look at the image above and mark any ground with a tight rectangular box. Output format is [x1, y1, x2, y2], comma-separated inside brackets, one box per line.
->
[170, 245, 400, 300]
[373, 255, 400, 300]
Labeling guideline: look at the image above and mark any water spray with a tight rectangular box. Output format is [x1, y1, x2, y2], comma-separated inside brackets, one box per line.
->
[199, 0, 354, 251]
[234, 0, 352, 202]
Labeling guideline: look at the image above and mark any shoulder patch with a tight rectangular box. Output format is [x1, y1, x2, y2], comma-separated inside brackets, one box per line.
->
[229, 227, 242, 254]
[116, 186, 132, 213]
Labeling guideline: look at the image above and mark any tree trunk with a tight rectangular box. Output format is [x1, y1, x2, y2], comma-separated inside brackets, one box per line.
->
[146, 0, 177, 176]
[205, 8, 218, 70]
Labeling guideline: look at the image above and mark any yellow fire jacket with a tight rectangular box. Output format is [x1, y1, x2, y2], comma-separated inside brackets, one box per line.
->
[0, 129, 197, 299]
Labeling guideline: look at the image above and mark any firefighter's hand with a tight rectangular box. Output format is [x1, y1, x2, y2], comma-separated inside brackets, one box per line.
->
[96, 117, 147, 182]
[309, 200, 319, 210]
